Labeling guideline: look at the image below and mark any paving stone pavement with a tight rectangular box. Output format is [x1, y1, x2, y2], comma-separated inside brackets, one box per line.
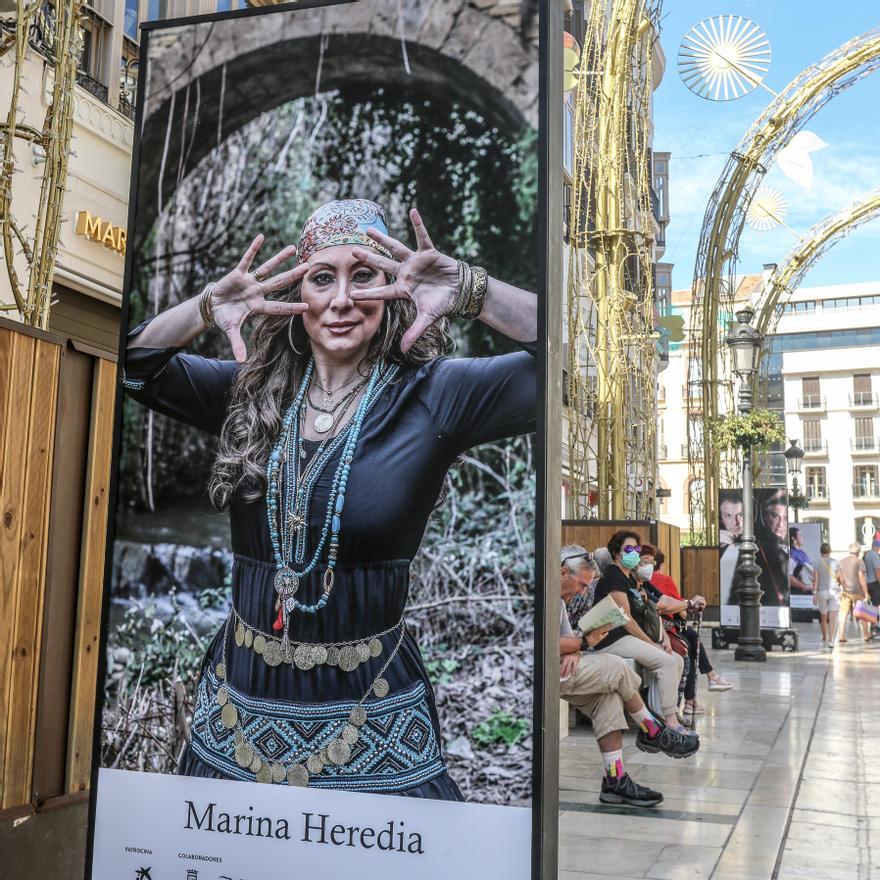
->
[558, 619, 880, 879]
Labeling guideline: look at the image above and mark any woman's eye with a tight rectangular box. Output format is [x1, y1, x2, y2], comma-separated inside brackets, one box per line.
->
[312, 272, 334, 285]
[353, 270, 376, 283]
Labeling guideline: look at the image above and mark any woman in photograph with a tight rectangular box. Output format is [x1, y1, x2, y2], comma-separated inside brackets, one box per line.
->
[124, 199, 537, 800]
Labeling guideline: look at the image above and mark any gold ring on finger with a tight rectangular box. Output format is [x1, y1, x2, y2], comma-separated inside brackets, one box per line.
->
[254, 268, 268, 283]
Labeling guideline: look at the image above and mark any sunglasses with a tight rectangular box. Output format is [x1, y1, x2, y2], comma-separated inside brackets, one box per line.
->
[622, 544, 642, 554]
[562, 552, 593, 567]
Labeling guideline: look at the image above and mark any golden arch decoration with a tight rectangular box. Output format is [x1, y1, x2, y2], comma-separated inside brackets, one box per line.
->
[686, 28, 880, 541]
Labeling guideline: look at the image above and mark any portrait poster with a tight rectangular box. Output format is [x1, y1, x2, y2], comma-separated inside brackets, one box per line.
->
[86, 2, 545, 877]
[789, 522, 822, 612]
[720, 488, 791, 629]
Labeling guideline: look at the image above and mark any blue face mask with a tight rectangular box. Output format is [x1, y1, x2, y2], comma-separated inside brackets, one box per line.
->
[621, 550, 641, 569]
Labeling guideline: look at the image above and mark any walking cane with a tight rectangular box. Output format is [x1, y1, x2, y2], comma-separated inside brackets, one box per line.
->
[690, 607, 704, 733]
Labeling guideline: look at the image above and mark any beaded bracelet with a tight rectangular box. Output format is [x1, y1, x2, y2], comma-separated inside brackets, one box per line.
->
[199, 282, 216, 329]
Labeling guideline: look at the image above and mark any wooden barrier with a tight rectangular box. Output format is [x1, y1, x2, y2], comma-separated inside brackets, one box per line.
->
[681, 546, 721, 606]
[0, 319, 116, 815]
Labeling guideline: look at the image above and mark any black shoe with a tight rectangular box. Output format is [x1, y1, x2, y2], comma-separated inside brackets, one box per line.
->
[636, 723, 700, 759]
[599, 773, 663, 807]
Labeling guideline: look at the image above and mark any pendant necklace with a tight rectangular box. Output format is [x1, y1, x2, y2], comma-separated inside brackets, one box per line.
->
[308, 379, 366, 435]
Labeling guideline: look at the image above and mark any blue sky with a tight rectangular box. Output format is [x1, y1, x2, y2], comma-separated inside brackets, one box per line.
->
[653, 1, 880, 292]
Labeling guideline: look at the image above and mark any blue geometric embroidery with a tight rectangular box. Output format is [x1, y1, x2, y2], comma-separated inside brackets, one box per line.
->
[189, 665, 446, 792]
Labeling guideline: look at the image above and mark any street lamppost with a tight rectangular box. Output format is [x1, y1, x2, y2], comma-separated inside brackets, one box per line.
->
[784, 439, 806, 523]
[726, 305, 767, 662]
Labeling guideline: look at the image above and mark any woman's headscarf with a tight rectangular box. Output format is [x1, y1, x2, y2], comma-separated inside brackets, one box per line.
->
[297, 199, 393, 264]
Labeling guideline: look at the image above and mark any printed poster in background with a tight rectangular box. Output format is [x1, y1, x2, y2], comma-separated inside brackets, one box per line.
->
[720, 488, 791, 629]
[789, 522, 822, 612]
[88, 2, 545, 877]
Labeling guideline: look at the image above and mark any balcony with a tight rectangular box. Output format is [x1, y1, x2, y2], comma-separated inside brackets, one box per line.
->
[797, 395, 826, 412]
[806, 487, 830, 507]
[850, 391, 879, 410]
[657, 444, 668, 460]
[852, 483, 880, 503]
[851, 437, 879, 455]
[802, 440, 828, 457]
[680, 443, 692, 459]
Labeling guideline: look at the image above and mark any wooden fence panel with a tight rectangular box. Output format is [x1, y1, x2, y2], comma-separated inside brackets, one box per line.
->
[66, 358, 116, 793]
[0, 331, 60, 809]
[681, 547, 721, 606]
[561, 521, 653, 559]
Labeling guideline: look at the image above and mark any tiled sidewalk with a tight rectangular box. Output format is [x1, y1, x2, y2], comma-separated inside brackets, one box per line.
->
[558, 621, 880, 880]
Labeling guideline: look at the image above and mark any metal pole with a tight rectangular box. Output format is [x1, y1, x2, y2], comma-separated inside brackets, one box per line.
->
[793, 476, 801, 523]
[735, 376, 767, 661]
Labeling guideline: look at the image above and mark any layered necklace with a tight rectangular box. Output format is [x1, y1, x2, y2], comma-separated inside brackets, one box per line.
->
[265, 358, 399, 658]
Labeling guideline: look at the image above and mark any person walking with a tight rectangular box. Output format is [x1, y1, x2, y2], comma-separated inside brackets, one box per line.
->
[837, 542, 871, 644]
[864, 540, 880, 635]
[814, 543, 841, 649]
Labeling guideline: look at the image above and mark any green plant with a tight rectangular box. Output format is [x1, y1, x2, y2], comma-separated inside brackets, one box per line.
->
[707, 409, 785, 452]
[471, 711, 530, 747]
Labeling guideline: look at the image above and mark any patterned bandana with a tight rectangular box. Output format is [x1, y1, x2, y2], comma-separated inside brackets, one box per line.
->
[297, 199, 393, 265]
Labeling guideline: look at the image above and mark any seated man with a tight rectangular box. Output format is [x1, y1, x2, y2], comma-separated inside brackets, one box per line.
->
[559, 545, 699, 808]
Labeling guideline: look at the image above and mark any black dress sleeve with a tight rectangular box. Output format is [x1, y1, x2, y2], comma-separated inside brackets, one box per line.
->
[122, 318, 238, 436]
[422, 346, 537, 453]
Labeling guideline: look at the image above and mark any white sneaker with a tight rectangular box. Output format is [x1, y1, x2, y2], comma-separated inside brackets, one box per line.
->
[708, 676, 734, 692]
[820, 639, 827, 649]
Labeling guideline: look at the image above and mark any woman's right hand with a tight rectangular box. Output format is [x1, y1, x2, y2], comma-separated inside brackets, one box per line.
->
[211, 235, 310, 362]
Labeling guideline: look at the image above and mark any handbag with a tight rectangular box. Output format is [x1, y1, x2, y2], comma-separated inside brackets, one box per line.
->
[628, 583, 663, 642]
[667, 629, 689, 657]
[854, 600, 879, 624]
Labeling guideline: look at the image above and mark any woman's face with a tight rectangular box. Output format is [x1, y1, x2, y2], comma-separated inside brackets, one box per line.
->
[300, 246, 386, 359]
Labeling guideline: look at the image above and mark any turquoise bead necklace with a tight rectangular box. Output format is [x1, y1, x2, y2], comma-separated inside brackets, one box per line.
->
[266, 358, 398, 658]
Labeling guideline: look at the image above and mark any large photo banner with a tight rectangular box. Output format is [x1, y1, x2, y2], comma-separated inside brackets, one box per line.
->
[89, 2, 541, 876]
[719, 488, 791, 629]
[789, 522, 822, 612]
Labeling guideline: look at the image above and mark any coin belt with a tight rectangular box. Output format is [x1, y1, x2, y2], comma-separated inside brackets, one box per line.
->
[214, 616, 406, 786]
[230, 607, 403, 672]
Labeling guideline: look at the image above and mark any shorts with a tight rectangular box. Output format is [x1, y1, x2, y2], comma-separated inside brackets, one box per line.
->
[816, 591, 839, 614]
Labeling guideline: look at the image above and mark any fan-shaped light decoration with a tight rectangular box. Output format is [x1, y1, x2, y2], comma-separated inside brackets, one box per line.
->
[747, 187, 788, 231]
[678, 15, 771, 101]
[776, 131, 829, 191]
[564, 32, 582, 93]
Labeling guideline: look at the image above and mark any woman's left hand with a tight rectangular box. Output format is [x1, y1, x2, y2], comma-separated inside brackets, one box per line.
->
[349, 208, 460, 353]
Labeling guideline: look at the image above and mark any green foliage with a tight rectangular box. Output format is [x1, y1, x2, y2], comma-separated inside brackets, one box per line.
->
[707, 409, 785, 452]
[681, 530, 708, 547]
[471, 711, 530, 747]
[422, 647, 461, 686]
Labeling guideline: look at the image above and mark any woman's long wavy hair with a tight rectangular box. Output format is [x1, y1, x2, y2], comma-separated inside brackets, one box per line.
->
[208, 279, 453, 509]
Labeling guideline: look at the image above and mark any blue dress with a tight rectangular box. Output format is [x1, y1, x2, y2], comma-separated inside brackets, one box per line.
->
[123, 330, 536, 800]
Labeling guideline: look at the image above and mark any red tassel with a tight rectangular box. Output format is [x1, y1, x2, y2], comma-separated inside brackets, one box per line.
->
[272, 606, 284, 631]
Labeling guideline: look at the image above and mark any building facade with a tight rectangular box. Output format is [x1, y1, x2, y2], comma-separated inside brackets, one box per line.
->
[658, 275, 880, 553]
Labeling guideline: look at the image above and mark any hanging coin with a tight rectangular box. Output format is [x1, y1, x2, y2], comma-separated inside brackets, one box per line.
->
[356, 643, 371, 663]
[327, 739, 352, 766]
[313, 413, 334, 434]
[349, 705, 367, 727]
[234, 730, 245, 747]
[235, 743, 254, 769]
[249, 754, 263, 773]
[216, 686, 229, 706]
[325, 646, 340, 666]
[339, 644, 359, 672]
[244, 629, 253, 648]
[264, 640, 282, 667]
[234, 623, 245, 647]
[306, 753, 324, 775]
[312, 646, 328, 665]
[287, 764, 309, 787]
[253, 634, 267, 656]
[256, 765, 273, 784]
[294, 644, 316, 671]
[221, 703, 238, 729]
[373, 677, 390, 698]
[271, 763, 286, 784]
[341, 724, 360, 746]
[319, 747, 329, 765]
[216, 663, 226, 680]
[368, 638, 383, 658]
[274, 566, 299, 597]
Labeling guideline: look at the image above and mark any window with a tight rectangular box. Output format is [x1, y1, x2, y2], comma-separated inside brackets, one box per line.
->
[147, 0, 169, 19]
[854, 417, 875, 450]
[854, 465, 879, 498]
[853, 374, 874, 407]
[802, 419, 822, 452]
[77, 4, 111, 103]
[801, 377, 821, 408]
[805, 466, 827, 500]
[124, 0, 138, 38]
[563, 99, 574, 177]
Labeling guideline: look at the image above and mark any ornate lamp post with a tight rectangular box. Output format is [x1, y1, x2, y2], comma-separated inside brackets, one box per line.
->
[784, 439, 807, 523]
[726, 305, 767, 661]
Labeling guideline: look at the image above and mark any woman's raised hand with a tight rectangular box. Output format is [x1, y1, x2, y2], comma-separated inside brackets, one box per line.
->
[210, 235, 309, 362]
[349, 208, 460, 353]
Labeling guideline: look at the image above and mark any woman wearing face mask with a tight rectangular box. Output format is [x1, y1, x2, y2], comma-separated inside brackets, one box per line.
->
[591, 530, 697, 734]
